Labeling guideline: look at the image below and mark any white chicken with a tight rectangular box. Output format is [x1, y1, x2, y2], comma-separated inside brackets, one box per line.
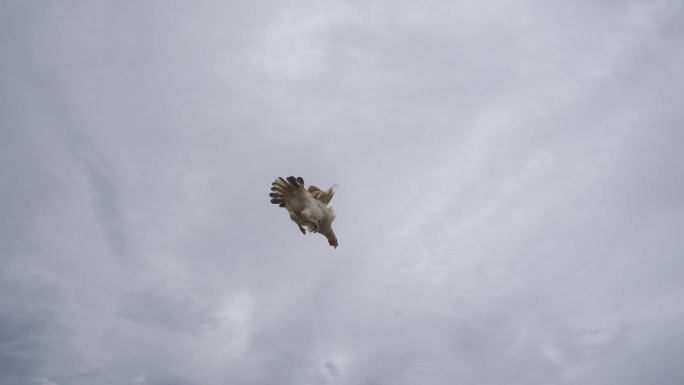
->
[269, 176, 338, 248]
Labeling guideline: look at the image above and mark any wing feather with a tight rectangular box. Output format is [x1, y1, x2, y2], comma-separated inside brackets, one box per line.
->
[307, 185, 336, 205]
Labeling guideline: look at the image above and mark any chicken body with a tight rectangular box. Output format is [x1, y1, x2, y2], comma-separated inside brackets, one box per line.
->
[270, 176, 338, 248]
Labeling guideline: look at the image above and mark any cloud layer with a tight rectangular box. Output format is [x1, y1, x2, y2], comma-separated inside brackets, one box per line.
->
[2, 1, 683, 384]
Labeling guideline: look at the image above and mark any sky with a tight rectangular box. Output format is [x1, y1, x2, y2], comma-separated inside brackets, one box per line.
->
[1, 1, 683, 384]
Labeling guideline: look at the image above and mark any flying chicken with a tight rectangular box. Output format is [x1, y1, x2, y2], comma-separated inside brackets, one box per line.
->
[269, 176, 338, 248]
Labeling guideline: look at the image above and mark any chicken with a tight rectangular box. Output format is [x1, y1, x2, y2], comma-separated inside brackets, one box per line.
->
[269, 176, 338, 248]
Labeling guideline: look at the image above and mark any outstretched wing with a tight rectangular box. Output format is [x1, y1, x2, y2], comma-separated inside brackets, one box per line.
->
[307, 185, 335, 205]
[269, 176, 305, 208]
[270, 176, 313, 234]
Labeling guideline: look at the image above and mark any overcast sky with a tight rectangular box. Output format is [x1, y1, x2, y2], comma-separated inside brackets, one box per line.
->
[2, 1, 683, 384]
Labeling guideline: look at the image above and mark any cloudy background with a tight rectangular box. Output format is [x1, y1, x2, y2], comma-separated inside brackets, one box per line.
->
[2, 1, 683, 384]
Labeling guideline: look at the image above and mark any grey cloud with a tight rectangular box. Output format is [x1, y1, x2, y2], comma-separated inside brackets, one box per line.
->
[2, 0, 683, 384]
[118, 286, 213, 333]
